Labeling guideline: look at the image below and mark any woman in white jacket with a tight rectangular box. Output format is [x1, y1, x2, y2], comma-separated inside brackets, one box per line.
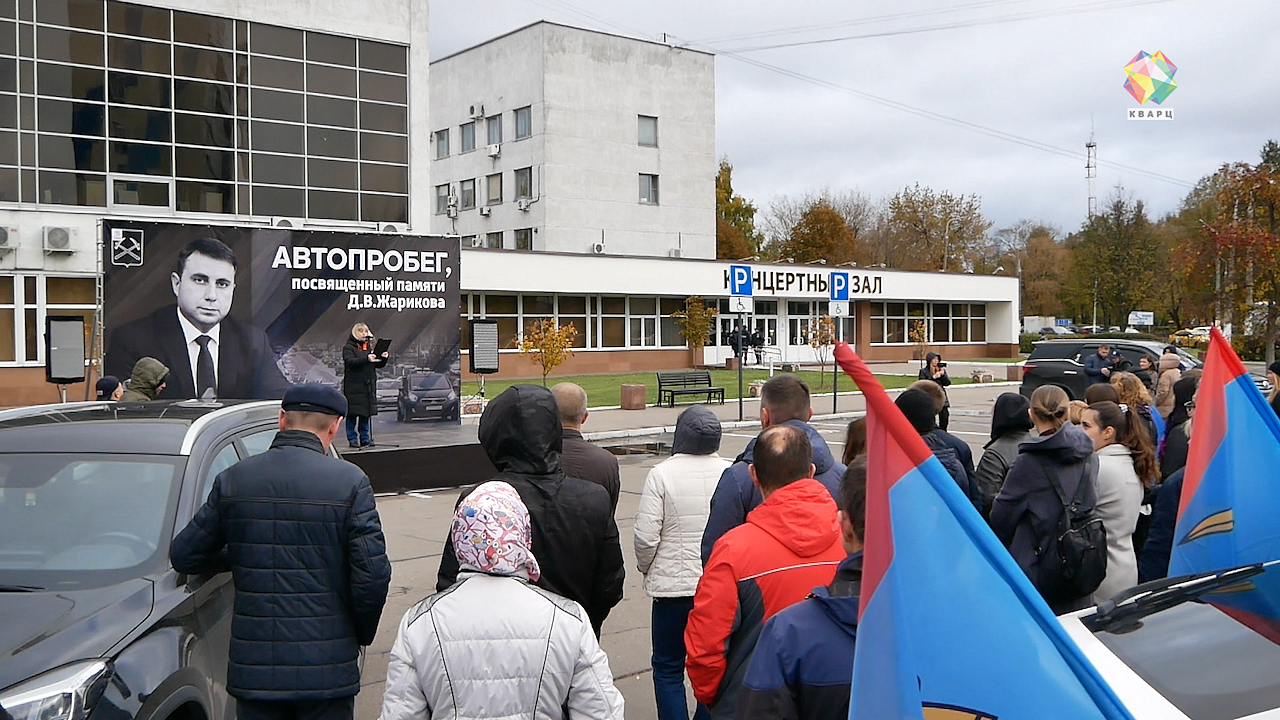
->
[1081, 401, 1157, 604]
[634, 405, 730, 720]
[381, 481, 624, 720]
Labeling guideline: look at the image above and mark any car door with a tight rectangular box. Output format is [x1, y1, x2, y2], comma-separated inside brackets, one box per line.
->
[187, 426, 277, 720]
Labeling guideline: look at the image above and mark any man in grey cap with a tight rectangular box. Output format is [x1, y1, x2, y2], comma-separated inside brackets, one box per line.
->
[172, 383, 391, 720]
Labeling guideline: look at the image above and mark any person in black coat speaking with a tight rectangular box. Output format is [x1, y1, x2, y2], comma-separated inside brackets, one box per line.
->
[342, 322, 387, 449]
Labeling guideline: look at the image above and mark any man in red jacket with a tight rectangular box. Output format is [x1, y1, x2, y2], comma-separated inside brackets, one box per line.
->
[685, 424, 845, 719]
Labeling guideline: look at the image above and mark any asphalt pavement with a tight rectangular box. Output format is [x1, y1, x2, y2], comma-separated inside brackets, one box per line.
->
[354, 380, 1018, 719]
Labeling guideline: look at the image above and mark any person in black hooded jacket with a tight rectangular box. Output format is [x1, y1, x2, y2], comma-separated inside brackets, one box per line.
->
[917, 352, 952, 431]
[975, 393, 1034, 520]
[435, 384, 625, 636]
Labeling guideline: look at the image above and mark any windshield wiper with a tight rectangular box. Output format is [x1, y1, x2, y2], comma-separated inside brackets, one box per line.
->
[1083, 562, 1273, 634]
[0, 584, 44, 592]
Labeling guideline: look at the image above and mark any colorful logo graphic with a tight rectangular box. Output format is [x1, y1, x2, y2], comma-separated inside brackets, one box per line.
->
[1124, 51, 1177, 105]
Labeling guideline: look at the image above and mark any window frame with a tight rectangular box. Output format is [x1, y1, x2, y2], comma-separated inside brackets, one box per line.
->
[434, 128, 449, 159]
[458, 178, 475, 210]
[513, 105, 531, 140]
[485, 172, 501, 205]
[637, 114, 657, 147]
[639, 173, 659, 205]
[459, 121, 475, 153]
[486, 114, 501, 145]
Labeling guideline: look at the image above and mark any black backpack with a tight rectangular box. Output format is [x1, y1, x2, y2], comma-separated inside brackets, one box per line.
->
[1033, 454, 1107, 603]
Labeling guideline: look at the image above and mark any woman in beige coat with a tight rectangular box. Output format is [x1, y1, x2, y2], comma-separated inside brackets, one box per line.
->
[1153, 353, 1182, 417]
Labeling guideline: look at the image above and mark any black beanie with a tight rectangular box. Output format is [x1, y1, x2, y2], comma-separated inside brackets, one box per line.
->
[896, 388, 937, 435]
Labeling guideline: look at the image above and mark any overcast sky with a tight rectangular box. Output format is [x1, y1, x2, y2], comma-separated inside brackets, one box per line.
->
[428, 0, 1277, 236]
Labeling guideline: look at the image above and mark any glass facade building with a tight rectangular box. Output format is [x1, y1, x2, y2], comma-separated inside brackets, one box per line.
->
[0, 0, 410, 222]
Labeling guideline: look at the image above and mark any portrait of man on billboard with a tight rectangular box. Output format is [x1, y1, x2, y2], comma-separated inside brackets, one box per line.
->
[104, 237, 291, 400]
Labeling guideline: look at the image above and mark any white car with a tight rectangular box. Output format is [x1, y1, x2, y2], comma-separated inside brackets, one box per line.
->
[1058, 563, 1280, 718]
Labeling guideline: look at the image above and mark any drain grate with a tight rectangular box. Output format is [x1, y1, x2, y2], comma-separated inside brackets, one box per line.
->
[604, 441, 669, 456]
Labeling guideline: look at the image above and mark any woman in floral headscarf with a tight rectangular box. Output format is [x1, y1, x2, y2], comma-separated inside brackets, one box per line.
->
[381, 481, 625, 720]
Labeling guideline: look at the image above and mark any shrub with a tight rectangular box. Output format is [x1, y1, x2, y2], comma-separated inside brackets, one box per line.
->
[1231, 335, 1276, 362]
[1020, 333, 1040, 353]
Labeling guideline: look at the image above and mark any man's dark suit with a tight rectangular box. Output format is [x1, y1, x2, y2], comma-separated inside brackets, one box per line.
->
[105, 305, 291, 400]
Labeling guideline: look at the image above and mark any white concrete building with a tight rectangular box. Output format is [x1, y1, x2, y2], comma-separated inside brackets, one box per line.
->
[0, 0, 428, 404]
[429, 22, 716, 259]
[459, 249, 1022, 380]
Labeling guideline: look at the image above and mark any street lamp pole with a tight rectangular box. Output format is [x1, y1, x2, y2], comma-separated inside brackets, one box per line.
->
[942, 217, 961, 272]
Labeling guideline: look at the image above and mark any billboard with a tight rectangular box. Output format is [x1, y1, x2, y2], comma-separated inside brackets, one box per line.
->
[101, 221, 460, 416]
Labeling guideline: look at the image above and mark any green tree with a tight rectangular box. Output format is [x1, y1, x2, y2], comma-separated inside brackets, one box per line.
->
[716, 158, 763, 258]
[1064, 191, 1159, 328]
[883, 184, 992, 271]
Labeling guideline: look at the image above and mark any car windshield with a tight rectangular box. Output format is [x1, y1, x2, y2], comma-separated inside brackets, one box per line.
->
[410, 375, 450, 391]
[1090, 564, 1280, 719]
[0, 454, 183, 589]
[377, 379, 399, 390]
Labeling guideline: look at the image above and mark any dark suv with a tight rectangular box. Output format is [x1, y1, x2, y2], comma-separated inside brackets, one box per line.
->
[0, 399, 327, 720]
[1020, 339, 1199, 400]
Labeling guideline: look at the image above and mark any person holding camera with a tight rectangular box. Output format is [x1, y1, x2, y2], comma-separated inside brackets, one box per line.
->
[918, 352, 952, 431]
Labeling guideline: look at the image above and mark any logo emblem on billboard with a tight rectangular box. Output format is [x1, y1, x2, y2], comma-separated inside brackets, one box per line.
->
[1124, 50, 1177, 105]
[110, 228, 144, 267]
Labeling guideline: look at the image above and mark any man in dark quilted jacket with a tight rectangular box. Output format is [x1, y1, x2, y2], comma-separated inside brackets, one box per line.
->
[172, 383, 391, 720]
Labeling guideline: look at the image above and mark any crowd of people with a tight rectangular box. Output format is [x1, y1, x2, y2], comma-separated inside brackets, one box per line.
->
[149, 339, 1279, 720]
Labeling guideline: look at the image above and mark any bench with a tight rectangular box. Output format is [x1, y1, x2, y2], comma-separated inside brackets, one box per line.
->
[657, 370, 725, 408]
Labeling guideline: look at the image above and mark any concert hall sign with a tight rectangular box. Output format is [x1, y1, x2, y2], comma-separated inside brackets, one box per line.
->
[101, 221, 460, 406]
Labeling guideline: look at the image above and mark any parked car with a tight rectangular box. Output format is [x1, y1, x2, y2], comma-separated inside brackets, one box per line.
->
[396, 371, 460, 422]
[376, 377, 400, 411]
[0, 399, 330, 720]
[1059, 562, 1280, 718]
[1039, 326, 1073, 336]
[1077, 325, 1104, 334]
[1171, 327, 1214, 347]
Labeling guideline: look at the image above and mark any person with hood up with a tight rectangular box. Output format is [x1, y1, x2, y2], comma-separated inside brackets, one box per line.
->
[685, 425, 845, 720]
[120, 357, 169, 401]
[435, 384, 625, 636]
[382, 481, 625, 720]
[700, 374, 845, 565]
[917, 351, 952, 431]
[1153, 352, 1182, 418]
[634, 406, 730, 720]
[896, 387, 979, 511]
[990, 384, 1100, 614]
[737, 457, 868, 720]
[975, 393, 1034, 520]
[1159, 373, 1201, 480]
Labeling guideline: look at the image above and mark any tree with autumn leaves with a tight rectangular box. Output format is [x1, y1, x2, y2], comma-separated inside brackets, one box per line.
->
[518, 319, 578, 386]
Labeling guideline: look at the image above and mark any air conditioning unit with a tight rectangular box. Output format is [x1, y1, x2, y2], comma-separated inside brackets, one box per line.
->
[447, 194, 458, 209]
[42, 226, 76, 254]
[272, 217, 302, 229]
[669, 248, 683, 259]
[486, 143, 501, 158]
[0, 227, 17, 253]
[517, 198, 531, 212]
[380, 223, 406, 233]
[468, 103, 485, 120]
[446, 206, 459, 219]
[469, 236, 484, 248]
[591, 242, 606, 255]
[479, 206, 491, 217]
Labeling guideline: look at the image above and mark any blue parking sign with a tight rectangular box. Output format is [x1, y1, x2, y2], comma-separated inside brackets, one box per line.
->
[831, 272, 849, 301]
[730, 265, 753, 296]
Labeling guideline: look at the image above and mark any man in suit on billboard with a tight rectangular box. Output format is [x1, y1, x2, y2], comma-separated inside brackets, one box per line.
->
[105, 237, 291, 400]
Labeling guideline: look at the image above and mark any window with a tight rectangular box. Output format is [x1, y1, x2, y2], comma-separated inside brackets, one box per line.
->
[5, 7, 410, 220]
[638, 115, 657, 147]
[201, 443, 239, 502]
[481, 294, 518, 348]
[240, 429, 276, 456]
[514, 105, 531, 139]
[514, 227, 532, 251]
[929, 302, 986, 343]
[558, 295, 588, 349]
[629, 296, 658, 348]
[514, 166, 531, 199]
[460, 121, 475, 153]
[871, 302, 908, 344]
[486, 114, 501, 145]
[485, 231, 502, 249]
[434, 183, 449, 214]
[598, 295, 625, 348]
[639, 173, 659, 205]
[659, 297, 684, 347]
[486, 172, 501, 205]
[459, 178, 475, 210]
[0, 275, 95, 365]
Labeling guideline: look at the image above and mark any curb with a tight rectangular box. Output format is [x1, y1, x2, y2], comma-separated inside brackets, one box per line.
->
[582, 381, 1019, 442]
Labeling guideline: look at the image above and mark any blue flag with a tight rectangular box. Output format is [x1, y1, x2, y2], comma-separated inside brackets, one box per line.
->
[834, 343, 1134, 719]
